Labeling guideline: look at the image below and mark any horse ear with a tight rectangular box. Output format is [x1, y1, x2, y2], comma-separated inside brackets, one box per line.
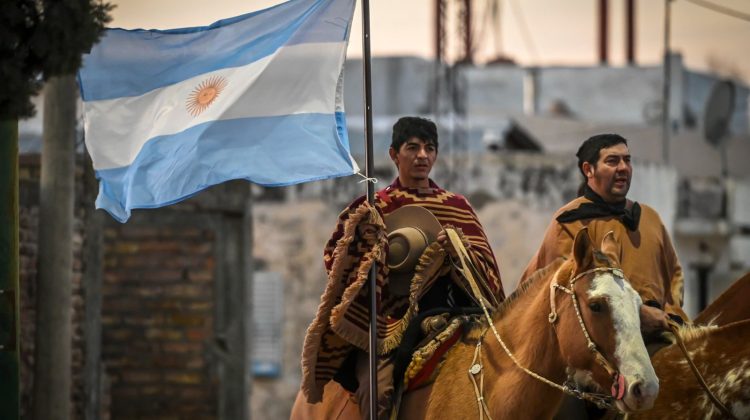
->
[601, 230, 622, 266]
[573, 227, 594, 271]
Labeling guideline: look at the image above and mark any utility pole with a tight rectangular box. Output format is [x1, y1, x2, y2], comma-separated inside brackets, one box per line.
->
[598, 0, 609, 65]
[662, 0, 673, 164]
[0, 119, 20, 419]
[462, 0, 473, 63]
[433, 0, 446, 118]
[625, 0, 636, 64]
[33, 75, 77, 420]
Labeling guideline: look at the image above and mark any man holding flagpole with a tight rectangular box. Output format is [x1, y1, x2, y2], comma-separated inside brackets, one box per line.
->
[296, 116, 505, 419]
[78, 0, 501, 417]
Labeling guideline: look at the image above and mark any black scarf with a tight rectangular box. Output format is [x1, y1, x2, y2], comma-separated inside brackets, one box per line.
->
[556, 186, 641, 231]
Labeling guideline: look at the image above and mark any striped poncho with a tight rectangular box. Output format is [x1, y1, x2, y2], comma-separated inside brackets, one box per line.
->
[301, 178, 504, 403]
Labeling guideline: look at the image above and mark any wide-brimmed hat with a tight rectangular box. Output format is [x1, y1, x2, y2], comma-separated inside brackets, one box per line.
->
[384, 205, 443, 295]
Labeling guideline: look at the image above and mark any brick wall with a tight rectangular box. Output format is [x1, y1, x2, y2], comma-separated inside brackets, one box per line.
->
[101, 219, 218, 419]
[19, 156, 230, 419]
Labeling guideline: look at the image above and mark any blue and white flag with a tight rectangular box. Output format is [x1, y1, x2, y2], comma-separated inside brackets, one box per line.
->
[78, 0, 358, 222]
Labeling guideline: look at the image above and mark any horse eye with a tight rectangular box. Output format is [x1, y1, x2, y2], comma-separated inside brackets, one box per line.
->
[589, 302, 603, 312]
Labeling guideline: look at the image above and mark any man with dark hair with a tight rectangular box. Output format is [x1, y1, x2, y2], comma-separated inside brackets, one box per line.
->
[293, 116, 504, 419]
[522, 133, 687, 323]
[521, 133, 686, 419]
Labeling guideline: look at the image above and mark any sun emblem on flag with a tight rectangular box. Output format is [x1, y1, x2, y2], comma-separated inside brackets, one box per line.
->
[186, 76, 228, 117]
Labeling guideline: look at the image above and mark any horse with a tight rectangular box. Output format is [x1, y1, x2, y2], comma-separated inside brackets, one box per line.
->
[290, 229, 658, 419]
[397, 229, 657, 419]
[695, 271, 750, 326]
[625, 319, 750, 420]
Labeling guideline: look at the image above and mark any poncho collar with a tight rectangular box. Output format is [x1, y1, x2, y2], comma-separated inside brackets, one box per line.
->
[556, 185, 641, 231]
[385, 177, 443, 196]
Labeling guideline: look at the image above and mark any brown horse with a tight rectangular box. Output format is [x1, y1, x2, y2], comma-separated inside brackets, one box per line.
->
[290, 229, 657, 419]
[626, 319, 750, 420]
[397, 229, 657, 419]
[695, 271, 750, 326]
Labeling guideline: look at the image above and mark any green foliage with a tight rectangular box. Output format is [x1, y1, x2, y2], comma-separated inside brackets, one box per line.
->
[0, 0, 114, 119]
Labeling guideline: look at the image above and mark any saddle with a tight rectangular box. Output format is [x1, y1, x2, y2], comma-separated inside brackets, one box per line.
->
[392, 308, 482, 393]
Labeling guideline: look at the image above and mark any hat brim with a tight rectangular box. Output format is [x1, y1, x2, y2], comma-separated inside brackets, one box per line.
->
[384, 205, 443, 292]
[384, 205, 443, 241]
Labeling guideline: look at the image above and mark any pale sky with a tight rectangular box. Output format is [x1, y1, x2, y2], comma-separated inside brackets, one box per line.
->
[110, 0, 750, 80]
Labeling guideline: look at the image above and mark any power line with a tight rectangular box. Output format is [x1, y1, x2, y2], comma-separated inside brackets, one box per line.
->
[471, 0, 495, 58]
[507, 0, 539, 61]
[683, 0, 750, 22]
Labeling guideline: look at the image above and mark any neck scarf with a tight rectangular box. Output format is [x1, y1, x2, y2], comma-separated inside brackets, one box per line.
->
[556, 185, 641, 231]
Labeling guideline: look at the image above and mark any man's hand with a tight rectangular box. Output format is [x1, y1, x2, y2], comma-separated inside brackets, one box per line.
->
[437, 230, 458, 259]
[640, 304, 672, 355]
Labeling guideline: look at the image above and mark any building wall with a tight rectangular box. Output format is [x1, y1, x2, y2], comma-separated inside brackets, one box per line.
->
[536, 66, 665, 125]
[19, 157, 251, 420]
[101, 216, 218, 419]
[250, 201, 339, 419]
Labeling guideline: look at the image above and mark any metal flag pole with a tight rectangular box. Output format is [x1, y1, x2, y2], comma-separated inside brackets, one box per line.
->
[360, 0, 378, 418]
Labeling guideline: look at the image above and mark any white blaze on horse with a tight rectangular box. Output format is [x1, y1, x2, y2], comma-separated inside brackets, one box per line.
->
[398, 229, 658, 419]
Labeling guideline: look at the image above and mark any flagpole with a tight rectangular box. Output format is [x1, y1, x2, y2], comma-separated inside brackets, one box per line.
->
[360, 0, 378, 417]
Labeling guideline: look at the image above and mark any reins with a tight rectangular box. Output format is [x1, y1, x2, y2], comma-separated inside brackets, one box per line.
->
[446, 229, 616, 418]
[667, 319, 738, 420]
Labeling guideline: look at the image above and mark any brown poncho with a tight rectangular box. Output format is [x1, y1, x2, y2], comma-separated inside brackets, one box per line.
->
[301, 178, 503, 403]
[521, 195, 686, 320]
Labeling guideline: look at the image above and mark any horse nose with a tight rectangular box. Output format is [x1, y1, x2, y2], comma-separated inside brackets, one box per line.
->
[625, 378, 658, 411]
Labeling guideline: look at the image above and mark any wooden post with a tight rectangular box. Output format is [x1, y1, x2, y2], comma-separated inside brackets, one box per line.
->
[33, 74, 77, 420]
[0, 119, 20, 419]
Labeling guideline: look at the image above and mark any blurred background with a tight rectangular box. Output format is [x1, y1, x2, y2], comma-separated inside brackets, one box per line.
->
[17, 0, 750, 418]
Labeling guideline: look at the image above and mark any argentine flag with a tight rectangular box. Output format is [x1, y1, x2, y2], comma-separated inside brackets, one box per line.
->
[78, 0, 358, 222]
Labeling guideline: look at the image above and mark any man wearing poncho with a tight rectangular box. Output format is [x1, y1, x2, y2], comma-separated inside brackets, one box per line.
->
[296, 117, 505, 419]
[520, 133, 687, 418]
[521, 133, 687, 324]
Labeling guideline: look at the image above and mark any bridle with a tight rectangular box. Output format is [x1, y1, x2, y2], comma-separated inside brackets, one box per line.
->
[549, 267, 626, 400]
[667, 319, 738, 419]
[447, 229, 624, 418]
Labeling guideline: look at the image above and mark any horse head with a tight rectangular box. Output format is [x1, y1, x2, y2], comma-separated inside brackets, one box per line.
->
[551, 228, 659, 413]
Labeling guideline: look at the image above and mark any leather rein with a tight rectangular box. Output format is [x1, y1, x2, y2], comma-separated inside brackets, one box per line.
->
[446, 229, 618, 417]
[448, 228, 738, 419]
[667, 319, 738, 419]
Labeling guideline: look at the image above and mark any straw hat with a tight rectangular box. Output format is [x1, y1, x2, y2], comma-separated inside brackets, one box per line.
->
[384, 205, 443, 295]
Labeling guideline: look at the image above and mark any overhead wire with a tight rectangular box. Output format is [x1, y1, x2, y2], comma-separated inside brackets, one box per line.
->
[682, 0, 750, 22]
[471, 0, 495, 60]
[491, 0, 503, 58]
[507, 0, 539, 61]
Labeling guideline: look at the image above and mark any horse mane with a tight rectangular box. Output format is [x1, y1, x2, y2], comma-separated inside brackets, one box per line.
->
[493, 257, 567, 322]
[464, 258, 568, 341]
[675, 323, 719, 343]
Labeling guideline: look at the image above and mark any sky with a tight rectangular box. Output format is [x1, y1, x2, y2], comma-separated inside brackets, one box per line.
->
[109, 0, 750, 80]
